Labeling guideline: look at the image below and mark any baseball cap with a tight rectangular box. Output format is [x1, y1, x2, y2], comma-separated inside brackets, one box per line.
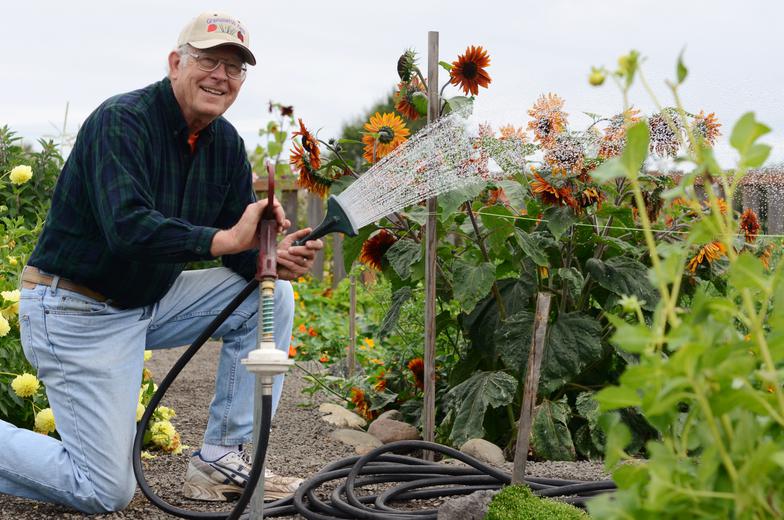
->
[177, 12, 256, 66]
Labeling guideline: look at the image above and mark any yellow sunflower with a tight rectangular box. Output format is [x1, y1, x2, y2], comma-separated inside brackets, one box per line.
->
[362, 112, 410, 164]
[449, 45, 492, 96]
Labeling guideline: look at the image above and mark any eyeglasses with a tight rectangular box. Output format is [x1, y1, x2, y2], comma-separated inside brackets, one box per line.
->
[187, 52, 247, 81]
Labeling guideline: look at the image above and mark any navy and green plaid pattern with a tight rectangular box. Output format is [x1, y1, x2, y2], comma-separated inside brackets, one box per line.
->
[28, 77, 257, 308]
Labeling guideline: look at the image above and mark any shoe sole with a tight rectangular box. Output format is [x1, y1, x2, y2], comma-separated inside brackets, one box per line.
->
[182, 482, 293, 502]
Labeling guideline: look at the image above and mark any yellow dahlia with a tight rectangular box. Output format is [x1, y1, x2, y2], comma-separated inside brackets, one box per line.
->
[362, 112, 410, 164]
[11, 373, 40, 397]
[8, 165, 33, 185]
[34, 408, 56, 434]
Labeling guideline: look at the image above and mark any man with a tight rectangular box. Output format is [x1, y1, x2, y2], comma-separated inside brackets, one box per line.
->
[0, 12, 322, 513]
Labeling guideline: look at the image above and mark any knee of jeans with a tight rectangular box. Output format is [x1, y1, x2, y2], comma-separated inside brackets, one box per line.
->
[90, 471, 136, 512]
[274, 280, 294, 325]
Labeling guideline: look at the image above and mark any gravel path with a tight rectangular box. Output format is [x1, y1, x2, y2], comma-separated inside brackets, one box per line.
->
[0, 342, 608, 519]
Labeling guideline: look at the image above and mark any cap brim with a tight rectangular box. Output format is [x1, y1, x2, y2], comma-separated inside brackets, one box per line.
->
[189, 40, 256, 66]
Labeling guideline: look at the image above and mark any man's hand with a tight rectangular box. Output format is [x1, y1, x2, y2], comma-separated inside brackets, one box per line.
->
[210, 198, 290, 257]
[276, 228, 324, 280]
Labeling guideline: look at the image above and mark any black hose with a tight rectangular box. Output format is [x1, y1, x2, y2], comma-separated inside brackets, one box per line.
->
[134, 278, 616, 519]
[132, 278, 269, 520]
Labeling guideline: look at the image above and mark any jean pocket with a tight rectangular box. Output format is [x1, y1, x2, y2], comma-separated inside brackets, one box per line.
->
[19, 314, 39, 370]
[48, 292, 108, 315]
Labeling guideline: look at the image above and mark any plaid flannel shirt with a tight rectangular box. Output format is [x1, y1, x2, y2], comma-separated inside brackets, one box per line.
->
[28, 77, 257, 307]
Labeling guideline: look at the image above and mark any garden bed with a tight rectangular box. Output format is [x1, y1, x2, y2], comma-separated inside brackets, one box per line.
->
[0, 342, 606, 519]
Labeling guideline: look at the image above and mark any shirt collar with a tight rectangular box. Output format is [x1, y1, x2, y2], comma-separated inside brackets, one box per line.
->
[159, 77, 215, 142]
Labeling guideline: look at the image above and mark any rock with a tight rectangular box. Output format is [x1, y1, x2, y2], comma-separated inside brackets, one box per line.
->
[460, 438, 506, 467]
[376, 409, 403, 422]
[437, 489, 498, 520]
[318, 402, 367, 429]
[367, 418, 420, 444]
[330, 429, 382, 454]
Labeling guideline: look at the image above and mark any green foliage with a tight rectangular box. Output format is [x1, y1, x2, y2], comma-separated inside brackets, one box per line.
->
[444, 370, 517, 446]
[486, 485, 590, 520]
[588, 53, 784, 519]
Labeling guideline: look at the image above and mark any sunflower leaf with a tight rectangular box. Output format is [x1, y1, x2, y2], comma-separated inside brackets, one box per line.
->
[676, 48, 688, 85]
[452, 260, 496, 314]
[378, 286, 413, 338]
[386, 239, 422, 280]
[342, 226, 374, 274]
[438, 60, 453, 72]
[411, 92, 429, 117]
[445, 370, 518, 446]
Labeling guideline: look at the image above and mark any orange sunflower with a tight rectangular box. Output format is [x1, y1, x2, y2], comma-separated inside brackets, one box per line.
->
[359, 230, 397, 270]
[739, 208, 761, 243]
[692, 111, 721, 146]
[449, 45, 492, 96]
[598, 108, 642, 159]
[290, 119, 330, 196]
[395, 76, 426, 121]
[408, 357, 425, 390]
[544, 134, 585, 175]
[530, 172, 577, 209]
[527, 93, 568, 148]
[350, 387, 373, 420]
[362, 112, 410, 164]
[499, 125, 527, 142]
[579, 187, 604, 208]
[687, 241, 727, 273]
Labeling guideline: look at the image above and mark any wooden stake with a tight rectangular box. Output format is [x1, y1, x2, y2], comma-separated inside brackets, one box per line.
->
[423, 30, 439, 461]
[512, 292, 552, 483]
[348, 272, 357, 377]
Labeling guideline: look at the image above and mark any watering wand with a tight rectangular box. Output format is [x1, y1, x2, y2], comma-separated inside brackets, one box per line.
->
[292, 195, 358, 246]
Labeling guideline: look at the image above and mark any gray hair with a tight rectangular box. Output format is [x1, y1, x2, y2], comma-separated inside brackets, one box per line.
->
[167, 44, 194, 74]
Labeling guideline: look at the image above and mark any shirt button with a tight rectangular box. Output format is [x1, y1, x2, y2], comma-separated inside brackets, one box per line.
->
[195, 246, 203, 253]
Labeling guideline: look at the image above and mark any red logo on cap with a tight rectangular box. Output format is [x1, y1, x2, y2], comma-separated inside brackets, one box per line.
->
[237, 31, 244, 42]
[207, 24, 217, 32]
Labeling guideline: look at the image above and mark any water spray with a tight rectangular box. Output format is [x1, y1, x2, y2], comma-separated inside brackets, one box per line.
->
[293, 110, 509, 246]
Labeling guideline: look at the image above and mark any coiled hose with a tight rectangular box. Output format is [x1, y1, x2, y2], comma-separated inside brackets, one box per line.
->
[133, 278, 616, 519]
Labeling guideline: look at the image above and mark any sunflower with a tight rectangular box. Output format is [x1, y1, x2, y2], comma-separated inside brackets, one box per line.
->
[395, 76, 425, 121]
[740, 208, 761, 243]
[290, 119, 331, 197]
[598, 108, 642, 159]
[760, 244, 773, 270]
[397, 48, 418, 82]
[530, 172, 577, 209]
[580, 187, 604, 208]
[527, 93, 568, 148]
[499, 125, 527, 142]
[544, 133, 585, 175]
[692, 111, 721, 146]
[408, 357, 425, 390]
[350, 387, 373, 420]
[449, 45, 492, 96]
[359, 230, 397, 270]
[362, 112, 410, 163]
[649, 111, 683, 157]
[687, 241, 727, 273]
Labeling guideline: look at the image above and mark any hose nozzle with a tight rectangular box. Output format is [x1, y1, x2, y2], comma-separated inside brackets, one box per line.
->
[293, 195, 358, 246]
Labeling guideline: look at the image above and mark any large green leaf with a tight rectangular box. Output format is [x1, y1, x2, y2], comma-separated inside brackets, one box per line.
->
[342, 226, 374, 273]
[621, 121, 649, 178]
[479, 205, 516, 251]
[386, 239, 422, 280]
[531, 397, 576, 461]
[446, 370, 518, 446]
[514, 229, 550, 266]
[730, 112, 772, 169]
[544, 206, 576, 241]
[585, 256, 658, 311]
[495, 311, 603, 394]
[378, 286, 413, 338]
[439, 183, 485, 216]
[452, 260, 496, 314]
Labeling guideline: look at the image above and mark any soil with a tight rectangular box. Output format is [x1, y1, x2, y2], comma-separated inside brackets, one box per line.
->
[0, 342, 608, 519]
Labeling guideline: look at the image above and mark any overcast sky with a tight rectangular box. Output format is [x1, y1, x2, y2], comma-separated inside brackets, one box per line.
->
[3, 0, 783, 166]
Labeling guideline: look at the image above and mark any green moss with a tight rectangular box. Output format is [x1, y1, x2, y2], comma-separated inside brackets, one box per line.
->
[485, 485, 590, 520]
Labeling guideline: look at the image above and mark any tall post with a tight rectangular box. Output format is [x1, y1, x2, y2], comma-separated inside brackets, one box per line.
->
[422, 30, 439, 460]
[348, 272, 357, 376]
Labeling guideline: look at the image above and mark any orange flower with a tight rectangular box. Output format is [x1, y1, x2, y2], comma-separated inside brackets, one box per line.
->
[319, 353, 329, 363]
[288, 344, 297, 358]
[350, 387, 373, 420]
[290, 119, 330, 197]
[687, 241, 727, 273]
[408, 357, 425, 390]
[543, 134, 585, 175]
[298, 323, 307, 333]
[359, 230, 397, 270]
[308, 327, 318, 337]
[598, 108, 641, 159]
[395, 76, 425, 121]
[739, 208, 761, 243]
[530, 172, 577, 209]
[527, 93, 568, 148]
[499, 124, 527, 142]
[579, 187, 604, 208]
[374, 379, 387, 392]
[362, 112, 410, 163]
[760, 245, 773, 270]
[449, 45, 492, 96]
[692, 111, 721, 146]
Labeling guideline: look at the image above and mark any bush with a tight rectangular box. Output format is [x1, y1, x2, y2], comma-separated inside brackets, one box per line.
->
[485, 485, 589, 520]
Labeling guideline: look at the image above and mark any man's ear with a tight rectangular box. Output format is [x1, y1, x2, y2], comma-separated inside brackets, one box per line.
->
[168, 51, 181, 80]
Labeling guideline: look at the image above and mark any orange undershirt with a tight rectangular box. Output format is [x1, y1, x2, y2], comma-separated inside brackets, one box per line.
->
[187, 132, 200, 154]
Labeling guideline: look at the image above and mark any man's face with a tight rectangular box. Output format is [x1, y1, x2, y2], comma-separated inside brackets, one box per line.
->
[168, 45, 245, 130]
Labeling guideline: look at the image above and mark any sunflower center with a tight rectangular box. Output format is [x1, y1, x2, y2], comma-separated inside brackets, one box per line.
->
[378, 126, 395, 144]
[461, 62, 478, 79]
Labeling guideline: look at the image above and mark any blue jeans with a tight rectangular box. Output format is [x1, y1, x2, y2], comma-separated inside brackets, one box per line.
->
[0, 267, 294, 513]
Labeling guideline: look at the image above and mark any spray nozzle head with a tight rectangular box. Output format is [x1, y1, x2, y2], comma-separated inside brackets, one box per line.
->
[292, 195, 358, 246]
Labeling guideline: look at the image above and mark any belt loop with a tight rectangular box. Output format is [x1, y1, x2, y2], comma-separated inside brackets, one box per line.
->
[49, 275, 61, 296]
